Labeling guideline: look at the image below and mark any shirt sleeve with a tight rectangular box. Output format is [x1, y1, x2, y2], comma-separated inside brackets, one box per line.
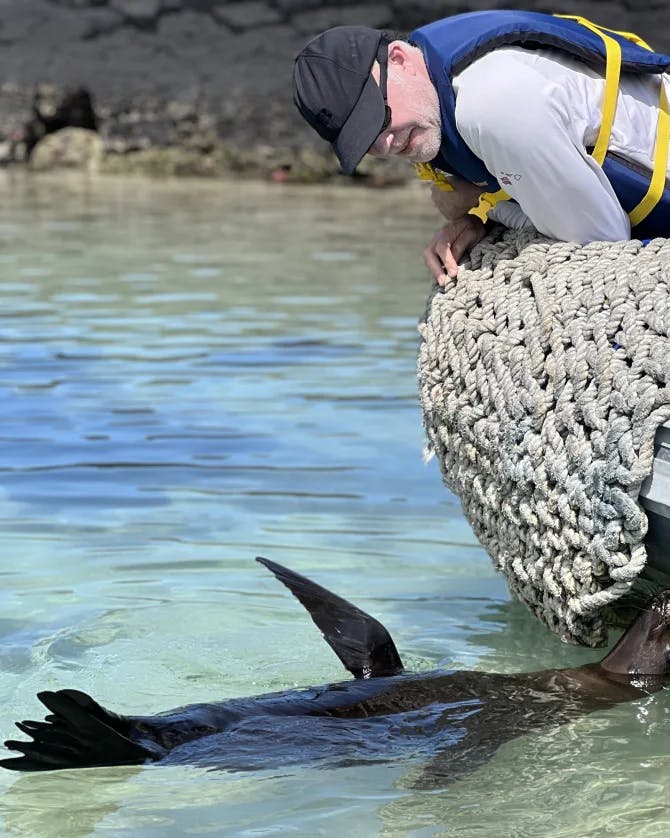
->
[453, 51, 631, 243]
[487, 199, 536, 231]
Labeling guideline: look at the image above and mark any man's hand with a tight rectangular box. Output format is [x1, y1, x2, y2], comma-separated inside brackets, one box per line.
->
[423, 215, 487, 285]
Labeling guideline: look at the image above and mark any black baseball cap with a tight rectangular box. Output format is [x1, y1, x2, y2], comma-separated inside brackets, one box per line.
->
[293, 26, 389, 175]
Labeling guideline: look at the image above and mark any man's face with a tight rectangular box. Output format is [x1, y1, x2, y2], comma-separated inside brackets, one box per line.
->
[367, 50, 441, 164]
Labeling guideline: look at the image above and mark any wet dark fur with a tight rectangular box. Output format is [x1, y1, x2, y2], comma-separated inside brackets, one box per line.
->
[2, 558, 670, 785]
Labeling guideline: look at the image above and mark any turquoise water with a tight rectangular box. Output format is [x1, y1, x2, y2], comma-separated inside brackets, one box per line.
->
[0, 173, 667, 837]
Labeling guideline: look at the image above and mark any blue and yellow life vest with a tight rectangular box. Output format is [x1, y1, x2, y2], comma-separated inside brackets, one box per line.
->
[410, 11, 670, 238]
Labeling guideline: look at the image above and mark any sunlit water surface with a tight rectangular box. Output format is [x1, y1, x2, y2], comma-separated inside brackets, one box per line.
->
[0, 174, 668, 837]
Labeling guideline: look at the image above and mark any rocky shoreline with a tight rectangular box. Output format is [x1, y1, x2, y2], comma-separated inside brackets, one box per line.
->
[1, 1, 669, 183]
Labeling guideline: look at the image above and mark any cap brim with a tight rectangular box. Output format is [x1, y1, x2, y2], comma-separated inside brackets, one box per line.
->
[333, 74, 386, 175]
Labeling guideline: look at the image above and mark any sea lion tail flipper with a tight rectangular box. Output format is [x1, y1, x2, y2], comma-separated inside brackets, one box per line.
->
[256, 557, 404, 679]
[0, 689, 158, 772]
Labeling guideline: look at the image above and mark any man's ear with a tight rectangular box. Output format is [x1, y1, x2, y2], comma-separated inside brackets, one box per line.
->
[388, 41, 418, 74]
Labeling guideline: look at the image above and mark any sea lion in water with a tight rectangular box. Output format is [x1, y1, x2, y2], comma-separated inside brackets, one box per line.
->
[1, 558, 669, 785]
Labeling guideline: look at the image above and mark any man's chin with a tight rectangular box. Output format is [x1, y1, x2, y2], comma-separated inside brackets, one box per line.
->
[406, 136, 441, 164]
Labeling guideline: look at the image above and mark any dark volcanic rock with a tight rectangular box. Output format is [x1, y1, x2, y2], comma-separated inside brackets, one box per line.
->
[212, 2, 282, 30]
[0, 0, 667, 179]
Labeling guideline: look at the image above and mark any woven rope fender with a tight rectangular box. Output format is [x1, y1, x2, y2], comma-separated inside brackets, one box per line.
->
[417, 228, 670, 645]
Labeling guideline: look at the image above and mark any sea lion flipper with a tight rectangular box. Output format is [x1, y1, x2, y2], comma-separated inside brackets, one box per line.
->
[257, 557, 404, 679]
[0, 690, 158, 771]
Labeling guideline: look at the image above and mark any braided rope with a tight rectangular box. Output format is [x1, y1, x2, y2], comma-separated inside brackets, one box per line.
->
[417, 228, 670, 645]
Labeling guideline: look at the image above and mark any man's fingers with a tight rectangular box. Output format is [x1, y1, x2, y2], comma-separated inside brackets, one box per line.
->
[424, 216, 486, 284]
[442, 245, 459, 278]
[423, 241, 449, 284]
[448, 228, 470, 265]
[449, 219, 486, 267]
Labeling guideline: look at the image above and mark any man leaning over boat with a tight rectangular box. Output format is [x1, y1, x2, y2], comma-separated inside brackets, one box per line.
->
[293, 10, 670, 283]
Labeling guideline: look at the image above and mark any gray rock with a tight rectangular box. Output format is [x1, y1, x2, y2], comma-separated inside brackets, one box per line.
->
[110, 0, 161, 24]
[53, 1, 109, 7]
[29, 126, 103, 171]
[212, 2, 282, 30]
[0, 2, 53, 43]
[293, 5, 392, 37]
[275, 0, 324, 12]
[156, 9, 222, 43]
[82, 8, 125, 38]
[635, 11, 670, 52]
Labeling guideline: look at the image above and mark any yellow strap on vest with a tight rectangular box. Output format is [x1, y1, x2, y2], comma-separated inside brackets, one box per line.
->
[468, 188, 510, 223]
[629, 82, 670, 227]
[570, 22, 653, 53]
[555, 15, 622, 165]
[414, 162, 454, 191]
[557, 15, 668, 227]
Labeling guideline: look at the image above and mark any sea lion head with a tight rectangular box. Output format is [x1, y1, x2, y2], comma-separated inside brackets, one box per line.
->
[601, 590, 670, 678]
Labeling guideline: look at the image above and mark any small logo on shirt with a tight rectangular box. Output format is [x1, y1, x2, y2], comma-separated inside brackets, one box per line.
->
[500, 171, 522, 186]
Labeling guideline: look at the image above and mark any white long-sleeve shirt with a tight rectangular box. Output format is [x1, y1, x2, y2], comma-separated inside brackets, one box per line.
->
[452, 46, 670, 242]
